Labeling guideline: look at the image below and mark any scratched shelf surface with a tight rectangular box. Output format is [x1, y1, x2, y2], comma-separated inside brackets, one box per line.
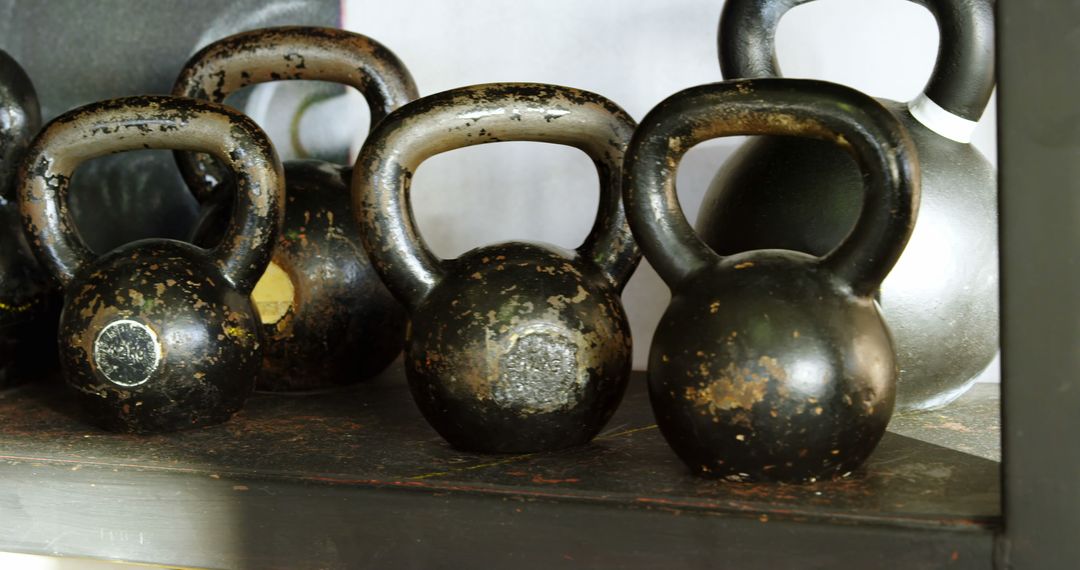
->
[0, 364, 999, 530]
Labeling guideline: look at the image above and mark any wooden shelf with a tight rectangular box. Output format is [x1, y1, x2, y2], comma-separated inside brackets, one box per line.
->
[0, 365, 999, 568]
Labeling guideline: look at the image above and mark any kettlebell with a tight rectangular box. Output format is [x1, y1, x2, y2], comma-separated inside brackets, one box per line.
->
[355, 84, 640, 453]
[625, 79, 918, 482]
[0, 50, 58, 388]
[696, 0, 997, 410]
[173, 27, 417, 391]
[19, 95, 284, 433]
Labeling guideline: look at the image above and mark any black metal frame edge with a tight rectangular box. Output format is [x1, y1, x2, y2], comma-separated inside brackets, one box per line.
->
[996, 2, 1080, 569]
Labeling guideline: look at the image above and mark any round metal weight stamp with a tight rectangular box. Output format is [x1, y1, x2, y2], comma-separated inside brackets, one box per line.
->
[93, 319, 162, 387]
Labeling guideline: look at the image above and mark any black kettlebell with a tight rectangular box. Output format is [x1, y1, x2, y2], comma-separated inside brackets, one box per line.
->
[696, 0, 997, 410]
[625, 79, 918, 482]
[355, 84, 640, 453]
[0, 49, 58, 388]
[173, 27, 417, 391]
[19, 96, 284, 433]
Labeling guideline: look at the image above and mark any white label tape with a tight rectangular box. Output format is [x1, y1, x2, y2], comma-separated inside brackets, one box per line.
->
[907, 93, 979, 144]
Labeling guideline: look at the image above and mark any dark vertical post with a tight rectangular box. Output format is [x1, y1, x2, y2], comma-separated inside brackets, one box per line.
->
[998, 3, 1080, 568]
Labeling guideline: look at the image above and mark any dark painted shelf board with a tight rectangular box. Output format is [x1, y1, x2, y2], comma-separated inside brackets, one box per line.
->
[0, 365, 1000, 532]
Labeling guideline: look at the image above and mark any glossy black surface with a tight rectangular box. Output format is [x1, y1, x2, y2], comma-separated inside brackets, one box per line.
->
[18, 96, 284, 433]
[699, 104, 998, 409]
[701, 0, 999, 410]
[356, 83, 640, 453]
[175, 27, 417, 390]
[625, 79, 918, 482]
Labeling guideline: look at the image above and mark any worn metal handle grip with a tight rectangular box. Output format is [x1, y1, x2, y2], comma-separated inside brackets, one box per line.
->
[18, 95, 284, 293]
[173, 26, 419, 199]
[0, 49, 41, 201]
[719, 0, 995, 121]
[354, 82, 640, 311]
[624, 78, 919, 297]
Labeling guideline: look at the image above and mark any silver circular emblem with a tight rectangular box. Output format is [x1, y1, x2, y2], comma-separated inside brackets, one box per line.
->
[93, 319, 161, 387]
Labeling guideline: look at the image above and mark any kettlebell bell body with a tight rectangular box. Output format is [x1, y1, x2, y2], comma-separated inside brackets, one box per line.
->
[626, 79, 919, 482]
[0, 50, 58, 388]
[356, 84, 640, 453]
[696, 0, 998, 410]
[175, 27, 416, 390]
[408, 242, 632, 451]
[20, 96, 284, 433]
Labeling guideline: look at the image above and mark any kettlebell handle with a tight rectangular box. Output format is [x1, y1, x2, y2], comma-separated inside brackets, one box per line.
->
[624, 79, 918, 297]
[719, 0, 995, 129]
[354, 83, 640, 311]
[0, 49, 41, 201]
[18, 95, 284, 293]
[173, 26, 419, 200]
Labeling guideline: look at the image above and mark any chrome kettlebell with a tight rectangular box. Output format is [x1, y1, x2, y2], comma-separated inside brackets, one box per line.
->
[696, 0, 997, 410]
[355, 84, 640, 452]
[0, 49, 58, 388]
[626, 79, 918, 482]
[19, 96, 284, 433]
[173, 27, 417, 391]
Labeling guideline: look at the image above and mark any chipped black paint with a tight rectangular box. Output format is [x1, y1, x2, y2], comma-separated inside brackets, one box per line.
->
[174, 27, 417, 390]
[624, 79, 918, 482]
[701, 0, 998, 410]
[173, 26, 418, 200]
[355, 83, 640, 453]
[193, 162, 406, 389]
[18, 95, 284, 433]
[0, 50, 59, 388]
[57, 242, 263, 433]
[406, 242, 633, 452]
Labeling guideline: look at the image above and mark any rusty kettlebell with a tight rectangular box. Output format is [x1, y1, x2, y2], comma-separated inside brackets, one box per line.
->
[0, 49, 59, 388]
[19, 96, 284, 433]
[697, 0, 998, 410]
[625, 79, 918, 482]
[173, 27, 417, 391]
[355, 84, 640, 452]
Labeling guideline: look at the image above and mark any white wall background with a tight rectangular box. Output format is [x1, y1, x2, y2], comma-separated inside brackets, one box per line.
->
[338, 0, 997, 369]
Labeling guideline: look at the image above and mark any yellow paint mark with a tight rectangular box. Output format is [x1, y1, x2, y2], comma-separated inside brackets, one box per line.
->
[223, 324, 253, 342]
[0, 299, 36, 313]
[250, 261, 294, 325]
[734, 262, 754, 270]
